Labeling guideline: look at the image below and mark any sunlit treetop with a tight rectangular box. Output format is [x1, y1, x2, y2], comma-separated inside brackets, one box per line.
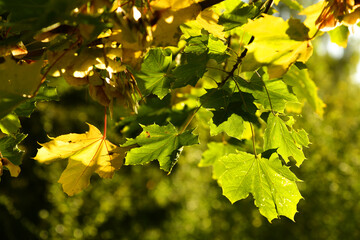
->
[0, 0, 358, 222]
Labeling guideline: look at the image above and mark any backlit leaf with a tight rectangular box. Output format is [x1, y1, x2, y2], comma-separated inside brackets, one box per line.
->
[0, 113, 21, 135]
[219, 152, 302, 221]
[241, 15, 313, 79]
[328, 25, 349, 48]
[283, 64, 325, 117]
[151, 1, 201, 46]
[122, 123, 198, 173]
[136, 48, 175, 99]
[34, 124, 127, 196]
[209, 113, 245, 139]
[264, 114, 309, 166]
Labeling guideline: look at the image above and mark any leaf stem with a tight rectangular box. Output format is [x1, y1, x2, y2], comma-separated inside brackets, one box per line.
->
[32, 38, 81, 97]
[234, 79, 258, 158]
[255, 70, 275, 115]
[103, 107, 108, 139]
[179, 104, 202, 134]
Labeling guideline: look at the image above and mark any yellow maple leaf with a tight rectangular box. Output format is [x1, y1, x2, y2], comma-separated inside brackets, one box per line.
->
[34, 123, 127, 196]
[196, 8, 225, 39]
[241, 15, 313, 79]
[151, 4, 202, 46]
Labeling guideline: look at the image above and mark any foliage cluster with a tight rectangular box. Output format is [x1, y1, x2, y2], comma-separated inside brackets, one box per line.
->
[1, 0, 360, 224]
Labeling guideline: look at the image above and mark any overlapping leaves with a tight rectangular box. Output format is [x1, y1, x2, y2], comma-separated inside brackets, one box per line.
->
[0, 0, 328, 223]
[241, 15, 313, 78]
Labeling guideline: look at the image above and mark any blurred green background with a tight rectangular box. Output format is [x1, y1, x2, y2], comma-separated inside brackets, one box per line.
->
[1, 14, 360, 240]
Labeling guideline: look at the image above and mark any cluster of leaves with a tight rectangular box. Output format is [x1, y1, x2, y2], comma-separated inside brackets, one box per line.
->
[0, 0, 359, 222]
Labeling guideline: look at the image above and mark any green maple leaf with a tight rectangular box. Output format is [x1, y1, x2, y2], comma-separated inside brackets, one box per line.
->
[136, 48, 175, 99]
[123, 123, 198, 173]
[235, 70, 298, 112]
[218, 151, 302, 221]
[241, 15, 313, 79]
[264, 114, 309, 166]
[283, 64, 325, 117]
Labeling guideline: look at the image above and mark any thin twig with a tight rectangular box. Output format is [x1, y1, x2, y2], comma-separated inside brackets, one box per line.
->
[32, 38, 81, 97]
[255, 70, 275, 115]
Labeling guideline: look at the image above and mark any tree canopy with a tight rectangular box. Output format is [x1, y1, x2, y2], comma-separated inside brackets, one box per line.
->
[1, 0, 360, 227]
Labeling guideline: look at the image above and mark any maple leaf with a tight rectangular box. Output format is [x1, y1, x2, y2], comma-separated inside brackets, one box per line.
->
[241, 15, 313, 79]
[122, 123, 198, 173]
[264, 114, 309, 166]
[150, 0, 202, 46]
[283, 64, 325, 117]
[218, 151, 302, 221]
[136, 48, 175, 99]
[34, 124, 128, 196]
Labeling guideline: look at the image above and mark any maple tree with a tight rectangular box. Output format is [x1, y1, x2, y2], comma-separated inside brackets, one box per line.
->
[0, 0, 359, 223]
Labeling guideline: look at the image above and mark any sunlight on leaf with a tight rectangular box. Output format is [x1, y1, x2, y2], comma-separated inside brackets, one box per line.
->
[241, 15, 313, 79]
[34, 124, 128, 196]
[264, 114, 309, 166]
[219, 151, 302, 222]
[123, 123, 198, 173]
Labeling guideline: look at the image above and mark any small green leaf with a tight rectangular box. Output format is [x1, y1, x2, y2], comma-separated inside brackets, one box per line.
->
[328, 25, 349, 48]
[0, 133, 27, 165]
[0, 113, 21, 135]
[123, 123, 198, 173]
[136, 48, 175, 99]
[264, 114, 308, 166]
[219, 151, 302, 221]
[283, 64, 325, 117]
